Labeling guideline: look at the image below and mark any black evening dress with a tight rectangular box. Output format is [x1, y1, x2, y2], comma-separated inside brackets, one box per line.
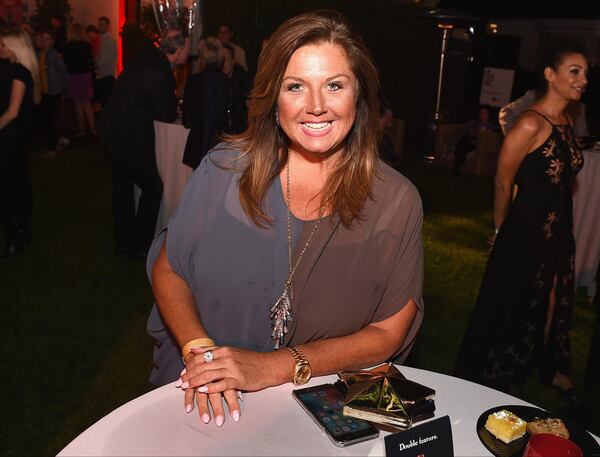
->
[454, 110, 584, 390]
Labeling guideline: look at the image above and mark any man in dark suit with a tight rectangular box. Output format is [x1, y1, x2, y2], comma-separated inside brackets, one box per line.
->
[102, 30, 189, 259]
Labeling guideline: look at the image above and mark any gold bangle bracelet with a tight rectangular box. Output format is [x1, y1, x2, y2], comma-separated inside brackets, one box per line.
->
[181, 337, 215, 358]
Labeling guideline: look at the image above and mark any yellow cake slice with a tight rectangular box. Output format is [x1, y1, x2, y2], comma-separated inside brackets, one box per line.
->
[484, 409, 527, 444]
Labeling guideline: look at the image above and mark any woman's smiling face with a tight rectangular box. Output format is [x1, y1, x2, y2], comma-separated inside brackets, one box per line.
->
[277, 42, 357, 157]
[547, 52, 588, 101]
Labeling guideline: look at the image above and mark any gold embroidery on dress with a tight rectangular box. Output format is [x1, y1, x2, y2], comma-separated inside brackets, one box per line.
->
[542, 139, 556, 157]
[543, 212, 557, 240]
[546, 158, 563, 184]
[535, 265, 546, 289]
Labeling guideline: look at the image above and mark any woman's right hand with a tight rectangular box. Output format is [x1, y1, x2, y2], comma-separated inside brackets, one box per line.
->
[178, 351, 242, 427]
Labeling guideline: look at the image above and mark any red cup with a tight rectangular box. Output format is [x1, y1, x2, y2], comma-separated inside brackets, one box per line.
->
[522, 433, 583, 457]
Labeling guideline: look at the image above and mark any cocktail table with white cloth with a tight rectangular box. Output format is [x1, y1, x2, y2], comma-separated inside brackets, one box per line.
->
[573, 148, 600, 300]
[57, 365, 600, 456]
[153, 120, 193, 233]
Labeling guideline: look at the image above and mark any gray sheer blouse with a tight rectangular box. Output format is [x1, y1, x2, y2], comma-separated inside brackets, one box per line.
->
[147, 143, 424, 386]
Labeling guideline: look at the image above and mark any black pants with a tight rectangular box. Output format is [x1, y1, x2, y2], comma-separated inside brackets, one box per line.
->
[0, 130, 33, 239]
[40, 93, 61, 149]
[111, 155, 163, 254]
[95, 76, 115, 108]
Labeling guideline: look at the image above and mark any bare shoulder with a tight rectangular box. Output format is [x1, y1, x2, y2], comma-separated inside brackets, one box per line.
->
[502, 111, 548, 153]
[511, 111, 544, 136]
[497, 111, 548, 164]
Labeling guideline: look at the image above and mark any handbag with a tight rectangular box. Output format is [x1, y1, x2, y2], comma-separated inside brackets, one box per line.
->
[337, 363, 436, 429]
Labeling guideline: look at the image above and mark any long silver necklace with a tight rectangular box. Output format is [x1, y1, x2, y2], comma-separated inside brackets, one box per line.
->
[270, 160, 322, 349]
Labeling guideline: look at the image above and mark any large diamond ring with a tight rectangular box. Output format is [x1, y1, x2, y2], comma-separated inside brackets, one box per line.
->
[203, 350, 214, 363]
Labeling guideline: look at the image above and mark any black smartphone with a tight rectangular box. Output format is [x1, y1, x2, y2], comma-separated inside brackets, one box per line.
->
[292, 383, 380, 447]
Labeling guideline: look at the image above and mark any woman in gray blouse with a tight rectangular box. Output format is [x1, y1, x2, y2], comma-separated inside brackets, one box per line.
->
[148, 10, 424, 427]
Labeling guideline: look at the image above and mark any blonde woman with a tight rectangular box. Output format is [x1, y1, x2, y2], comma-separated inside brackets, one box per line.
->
[182, 37, 229, 169]
[0, 27, 39, 257]
[63, 23, 96, 137]
[191, 36, 223, 74]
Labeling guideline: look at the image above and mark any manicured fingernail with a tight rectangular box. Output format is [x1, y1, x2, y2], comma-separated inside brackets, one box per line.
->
[201, 413, 210, 423]
[181, 381, 189, 389]
[185, 404, 192, 413]
[232, 410, 240, 422]
[197, 386, 208, 393]
[175, 378, 182, 388]
[215, 415, 224, 427]
[237, 391, 244, 401]
[180, 368, 187, 375]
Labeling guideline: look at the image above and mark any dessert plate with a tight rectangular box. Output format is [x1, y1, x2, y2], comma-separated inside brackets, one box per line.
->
[476, 404, 600, 457]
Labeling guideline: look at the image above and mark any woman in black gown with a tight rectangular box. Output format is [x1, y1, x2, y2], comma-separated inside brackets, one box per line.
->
[0, 27, 39, 257]
[455, 42, 588, 402]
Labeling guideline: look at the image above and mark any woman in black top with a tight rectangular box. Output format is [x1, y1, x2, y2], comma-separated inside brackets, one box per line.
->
[63, 23, 96, 137]
[182, 37, 229, 170]
[221, 44, 251, 134]
[0, 27, 39, 257]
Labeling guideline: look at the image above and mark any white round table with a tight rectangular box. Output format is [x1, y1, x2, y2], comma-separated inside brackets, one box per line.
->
[573, 148, 600, 299]
[56, 365, 600, 456]
[153, 120, 193, 234]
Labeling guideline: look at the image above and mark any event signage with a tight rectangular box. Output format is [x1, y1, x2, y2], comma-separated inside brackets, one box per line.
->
[384, 415, 453, 456]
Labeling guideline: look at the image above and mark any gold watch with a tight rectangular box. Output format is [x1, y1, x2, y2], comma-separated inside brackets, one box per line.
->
[287, 346, 312, 385]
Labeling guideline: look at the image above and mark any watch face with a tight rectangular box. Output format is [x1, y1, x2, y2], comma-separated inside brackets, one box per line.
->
[296, 365, 312, 384]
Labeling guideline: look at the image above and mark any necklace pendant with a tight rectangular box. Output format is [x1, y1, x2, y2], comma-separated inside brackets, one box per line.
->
[270, 286, 293, 349]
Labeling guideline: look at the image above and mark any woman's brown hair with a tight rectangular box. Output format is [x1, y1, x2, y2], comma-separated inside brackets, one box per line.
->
[67, 23, 85, 42]
[226, 10, 380, 228]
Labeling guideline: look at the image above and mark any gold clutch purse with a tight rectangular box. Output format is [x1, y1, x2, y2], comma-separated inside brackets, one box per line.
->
[338, 363, 436, 429]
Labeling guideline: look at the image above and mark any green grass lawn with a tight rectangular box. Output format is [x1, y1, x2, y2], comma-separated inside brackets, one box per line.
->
[0, 141, 597, 456]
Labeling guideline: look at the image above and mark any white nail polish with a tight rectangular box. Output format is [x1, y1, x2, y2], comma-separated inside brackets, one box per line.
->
[232, 410, 240, 422]
[201, 413, 210, 423]
[215, 415, 224, 427]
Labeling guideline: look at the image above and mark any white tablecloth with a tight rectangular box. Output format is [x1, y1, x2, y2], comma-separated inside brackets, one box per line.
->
[573, 149, 600, 299]
[154, 121, 193, 234]
[56, 365, 600, 456]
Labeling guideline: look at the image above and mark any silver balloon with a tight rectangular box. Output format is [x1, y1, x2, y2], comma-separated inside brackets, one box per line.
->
[149, 0, 202, 37]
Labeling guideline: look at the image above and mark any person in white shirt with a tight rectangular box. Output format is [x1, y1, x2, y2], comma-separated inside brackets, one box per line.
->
[95, 16, 117, 107]
[216, 23, 247, 71]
